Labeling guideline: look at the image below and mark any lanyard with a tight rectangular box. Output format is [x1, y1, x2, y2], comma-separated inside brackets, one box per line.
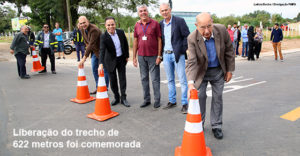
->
[141, 23, 150, 36]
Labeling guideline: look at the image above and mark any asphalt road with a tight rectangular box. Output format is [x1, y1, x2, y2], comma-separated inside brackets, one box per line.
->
[0, 51, 300, 156]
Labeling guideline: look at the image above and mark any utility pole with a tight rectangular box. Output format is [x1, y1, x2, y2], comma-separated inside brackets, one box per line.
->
[66, 0, 72, 31]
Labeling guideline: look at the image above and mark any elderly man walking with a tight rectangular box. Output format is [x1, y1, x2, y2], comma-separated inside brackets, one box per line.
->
[159, 3, 190, 113]
[186, 13, 235, 139]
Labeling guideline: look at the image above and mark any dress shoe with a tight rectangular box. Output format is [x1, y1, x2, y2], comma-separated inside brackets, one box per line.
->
[52, 71, 56, 74]
[181, 104, 188, 114]
[121, 99, 130, 107]
[163, 102, 177, 109]
[20, 75, 30, 79]
[89, 90, 97, 94]
[56, 57, 61, 59]
[111, 99, 120, 106]
[39, 70, 47, 73]
[212, 128, 223, 139]
[154, 102, 160, 108]
[140, 101, 151, 108]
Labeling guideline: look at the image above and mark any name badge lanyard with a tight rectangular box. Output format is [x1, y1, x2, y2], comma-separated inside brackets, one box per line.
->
[141, 23, 149, 40]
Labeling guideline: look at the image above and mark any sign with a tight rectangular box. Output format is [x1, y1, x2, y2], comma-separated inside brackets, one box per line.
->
[11, 17, 28, 31]
[172, 12, 201, 33]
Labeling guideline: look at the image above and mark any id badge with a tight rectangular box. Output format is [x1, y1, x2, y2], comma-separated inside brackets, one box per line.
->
[142, 35, 147, 41]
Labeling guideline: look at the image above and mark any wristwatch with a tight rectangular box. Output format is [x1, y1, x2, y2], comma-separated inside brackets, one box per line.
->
[158, 56, 163, 59]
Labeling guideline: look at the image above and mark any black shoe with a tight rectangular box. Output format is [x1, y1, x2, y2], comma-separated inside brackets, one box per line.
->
[111, 99, 120, 106]
[39, 70, 47, 73]
[181, 104, 188, 114]
[56, 57, 61, 59]
[154, 102, 160, 108]
[63, 57, 65, 59]
[140, 101, 151, 108]
[20, 75, 30, 79]
[121, 99, 130, 107]
[163, 102, 177, 109]
[52, 71, 56, 74]
[212, 128, 223, 139]
[89, 90, 97, 94]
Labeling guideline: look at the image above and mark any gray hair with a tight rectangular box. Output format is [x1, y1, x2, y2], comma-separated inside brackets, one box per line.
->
[160, 3, 171, 9]
[137, 4, 148, 12]
[20, 25, 27, 31]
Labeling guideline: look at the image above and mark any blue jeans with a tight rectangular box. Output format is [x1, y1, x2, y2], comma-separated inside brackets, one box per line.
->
[91, 53, 109, 88]
[76, 44, 85, 61]
[242, 42, 248, 57]
[163, 53, 188, 105]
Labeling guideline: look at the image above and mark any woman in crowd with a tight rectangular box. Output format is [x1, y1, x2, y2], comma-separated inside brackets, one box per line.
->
[254, 27, 264, 60]
[247, 26, 255, 61]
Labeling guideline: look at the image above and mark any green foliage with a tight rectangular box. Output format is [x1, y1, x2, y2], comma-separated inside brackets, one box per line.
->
[0, 6, 16, 33]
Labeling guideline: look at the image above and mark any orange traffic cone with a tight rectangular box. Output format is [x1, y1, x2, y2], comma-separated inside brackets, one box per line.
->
[70, 67, 96, 104]
[87, 69, 119, 121]
[175, 89, 212, 156]
[31, 47, 45, 72]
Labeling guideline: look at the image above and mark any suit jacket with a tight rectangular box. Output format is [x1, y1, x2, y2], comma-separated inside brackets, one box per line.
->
[185, 24, 235, 89]
[160, 16, 190, 62]
[80, 24, 101, 58]
[99, 29, 129, 72]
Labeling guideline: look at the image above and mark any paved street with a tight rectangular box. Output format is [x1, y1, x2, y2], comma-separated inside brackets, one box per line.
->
[0, 50, 300, 156]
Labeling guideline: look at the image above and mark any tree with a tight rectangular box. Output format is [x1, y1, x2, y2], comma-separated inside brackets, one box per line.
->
[271, 14, 284, 25]
[0, 6, 16, 32]
[0, 0, 28, 17]
[294, 12, 300, 22]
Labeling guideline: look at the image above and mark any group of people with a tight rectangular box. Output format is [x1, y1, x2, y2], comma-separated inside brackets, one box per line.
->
[76, 3, 235, 140]
[230, 23, 284, 61]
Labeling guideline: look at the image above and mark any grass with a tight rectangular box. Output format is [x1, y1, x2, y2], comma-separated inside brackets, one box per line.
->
[0, 37, 13, 43]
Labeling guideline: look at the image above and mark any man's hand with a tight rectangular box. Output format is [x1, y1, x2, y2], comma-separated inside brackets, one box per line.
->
[78, 58, 86, 68]
[224, 72, 232, 82]
[156, 57, 162, 65]
[133, 57, 138, 67]
[10, 50, 14, 55]
[98, 64, 103, 74]
[187, 83, 196, 100]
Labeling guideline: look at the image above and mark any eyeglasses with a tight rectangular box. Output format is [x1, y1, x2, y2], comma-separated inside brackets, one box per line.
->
[43, 26, 49, 28]
[199, 24, 212, 30]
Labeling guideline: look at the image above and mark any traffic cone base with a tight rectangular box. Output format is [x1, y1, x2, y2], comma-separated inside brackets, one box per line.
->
[70, 96, 96, 104]
[87, 111, 119, 122]
[175, 146, 212, 156]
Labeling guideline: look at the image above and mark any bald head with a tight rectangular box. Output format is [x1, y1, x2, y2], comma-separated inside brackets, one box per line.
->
[195, 12, 213, 39]
[196, 12, 212, 24]
[78, 16, 90, 30]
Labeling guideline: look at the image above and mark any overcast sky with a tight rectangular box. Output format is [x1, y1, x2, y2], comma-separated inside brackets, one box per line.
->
[158, 0, 299, 19]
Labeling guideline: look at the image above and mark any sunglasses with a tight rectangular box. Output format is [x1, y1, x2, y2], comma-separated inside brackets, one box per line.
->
[43, 26, 49, 28]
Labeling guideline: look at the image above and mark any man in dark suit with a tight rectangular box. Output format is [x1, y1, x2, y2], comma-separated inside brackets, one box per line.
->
[186, 13, 235, 139]
[98, 17, 130, 107]
[159, 3, 190, 114]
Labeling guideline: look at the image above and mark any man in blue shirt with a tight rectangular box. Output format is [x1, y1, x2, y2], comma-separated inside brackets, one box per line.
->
[53, 22, 65, 59]
[270, 23, 284, 61]
[186, 13, 235, 140]
[159, 3, 190, 113]
[241, 24, 248, 57]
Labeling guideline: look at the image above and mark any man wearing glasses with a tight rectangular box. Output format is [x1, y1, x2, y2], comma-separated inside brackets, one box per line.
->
[186, 13, 235, 139]
[35, 24, 57, 74]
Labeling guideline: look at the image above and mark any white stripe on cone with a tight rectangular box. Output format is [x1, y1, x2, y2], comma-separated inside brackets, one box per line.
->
[98, 76, 106, 87]
[77, 80, 88, 86]
[33, 58, 39, 62]
[96, 91, 108, 99]
[184, 121, 203, 133]
[32, 51, 37, 55]
[78, 69, 85, 76]
[188, 99, 200, 115]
